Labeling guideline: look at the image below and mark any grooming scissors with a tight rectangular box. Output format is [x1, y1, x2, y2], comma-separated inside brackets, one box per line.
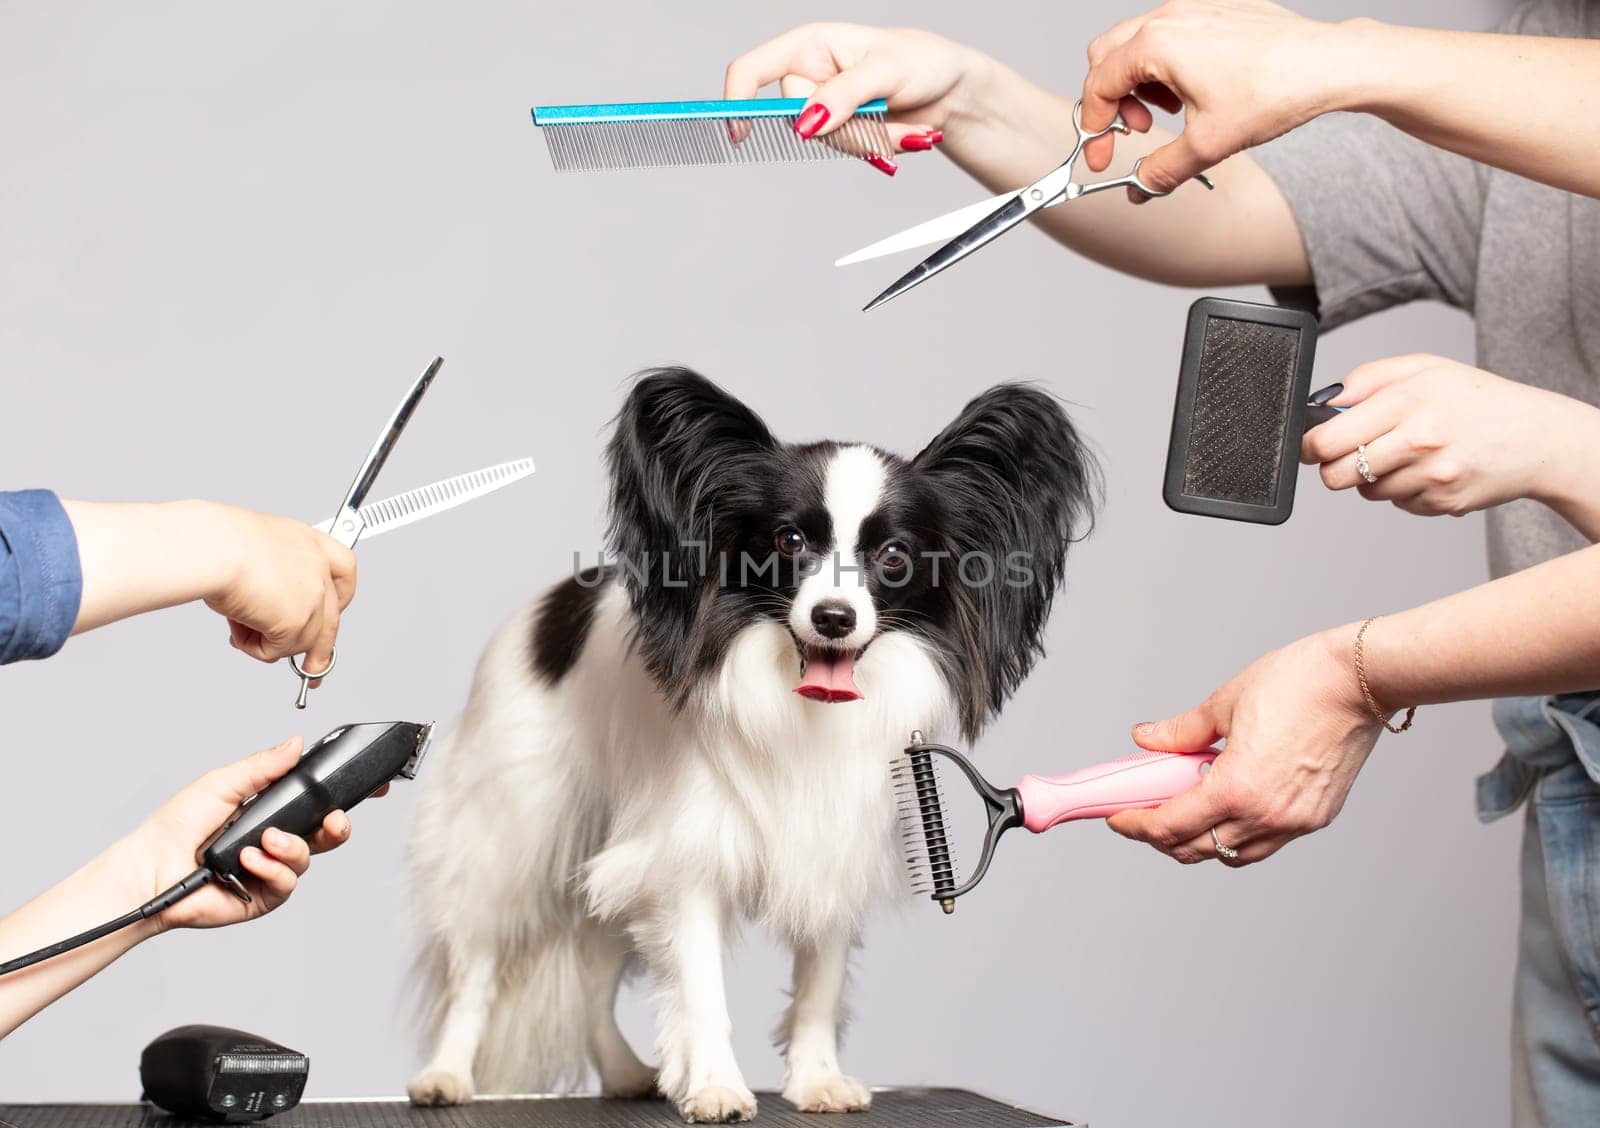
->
[287, 357, 535, 708]
[841, 101, 1216, 312]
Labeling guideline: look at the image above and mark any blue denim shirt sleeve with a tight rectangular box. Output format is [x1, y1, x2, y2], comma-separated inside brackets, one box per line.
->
[0, 490, 84, 664]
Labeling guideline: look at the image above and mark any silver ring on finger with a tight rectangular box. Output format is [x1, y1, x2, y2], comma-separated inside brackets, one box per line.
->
[1356, 443, 1378, 484]
[1211, 826, 1239, 861]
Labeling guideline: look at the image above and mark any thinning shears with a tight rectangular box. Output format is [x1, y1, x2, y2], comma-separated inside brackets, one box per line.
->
[840, 101, 1216, 312]
[287, 357, 536, 708]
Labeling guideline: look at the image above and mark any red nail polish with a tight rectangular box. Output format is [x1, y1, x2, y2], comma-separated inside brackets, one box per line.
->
[900, 130, 943, 152]
[793, 103, 829, 139]
[864, 153, 898, 177]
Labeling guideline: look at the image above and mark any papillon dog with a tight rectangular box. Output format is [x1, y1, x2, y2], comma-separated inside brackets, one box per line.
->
[407, 368, 1096, 1122]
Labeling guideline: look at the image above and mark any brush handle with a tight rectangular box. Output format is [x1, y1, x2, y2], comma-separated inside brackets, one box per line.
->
[1015, 749, 1219, 833]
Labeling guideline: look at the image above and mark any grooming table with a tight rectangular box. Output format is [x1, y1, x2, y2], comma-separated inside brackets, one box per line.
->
[0, 1090, 1076, 1127]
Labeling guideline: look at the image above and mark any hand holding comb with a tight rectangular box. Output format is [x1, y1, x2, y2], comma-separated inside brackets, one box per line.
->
[894, 732, 1218, 912]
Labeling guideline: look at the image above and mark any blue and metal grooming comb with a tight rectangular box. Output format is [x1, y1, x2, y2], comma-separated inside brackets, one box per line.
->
[532, 98, 892, 172]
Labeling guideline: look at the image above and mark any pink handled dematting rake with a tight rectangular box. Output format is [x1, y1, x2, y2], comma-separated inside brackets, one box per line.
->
[892, 731, 1217, 912]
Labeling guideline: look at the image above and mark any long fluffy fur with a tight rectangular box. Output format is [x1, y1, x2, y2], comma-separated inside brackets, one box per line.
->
[407, 369, 1097, 1119]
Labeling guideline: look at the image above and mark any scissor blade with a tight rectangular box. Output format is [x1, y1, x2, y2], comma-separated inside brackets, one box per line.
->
[862, 194, 1031, 313]
[340, 357, 444, 514]
[313, 458, 535, 540]
[835, 191, 1026, 267]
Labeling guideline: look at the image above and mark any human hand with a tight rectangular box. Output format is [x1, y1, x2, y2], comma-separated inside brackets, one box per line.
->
[1108, 626, 1382, 865]
[1079, 0, 1354, 198]
[724, 24, 984, 171]
[202, 504, 357, 672]
[122, 737, 354, 931]
[1301, 355, 1600, 530]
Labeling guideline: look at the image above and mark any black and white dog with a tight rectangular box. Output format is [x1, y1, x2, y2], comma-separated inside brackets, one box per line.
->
[407, 369, 1096, 1122]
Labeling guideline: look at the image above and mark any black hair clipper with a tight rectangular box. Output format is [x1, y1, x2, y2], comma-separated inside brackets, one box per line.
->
[1164, 297, 1337, 524]
[0, 720, 434, 981]
[141, 1025, 308, 1122]
[202, 721, 432, 901]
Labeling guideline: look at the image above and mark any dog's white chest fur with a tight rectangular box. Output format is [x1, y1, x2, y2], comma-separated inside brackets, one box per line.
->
[545, 585, 952, 939]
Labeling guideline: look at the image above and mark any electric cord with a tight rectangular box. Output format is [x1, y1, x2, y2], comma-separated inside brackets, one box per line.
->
[0, 867, 214, 977]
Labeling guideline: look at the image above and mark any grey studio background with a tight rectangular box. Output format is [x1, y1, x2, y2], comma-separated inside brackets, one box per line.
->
[1, 1, 1524, 1125]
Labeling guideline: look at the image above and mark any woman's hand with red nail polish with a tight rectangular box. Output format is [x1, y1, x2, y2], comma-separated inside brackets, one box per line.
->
[724, 24, 982, 157]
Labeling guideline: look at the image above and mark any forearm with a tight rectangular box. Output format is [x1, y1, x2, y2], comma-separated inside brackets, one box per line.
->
[1338, 22, 1600, 200]
[944, 52, 1309, 288]
[62, 500, 234, 633]
[1349, 543, 1600, 712]
[0, 846, 158, 1038]
[1530, 398, 1600, 543]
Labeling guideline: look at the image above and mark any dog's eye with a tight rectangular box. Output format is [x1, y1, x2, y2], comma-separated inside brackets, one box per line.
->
[876, 542, 911, 576]
[774, 527, 807, 556]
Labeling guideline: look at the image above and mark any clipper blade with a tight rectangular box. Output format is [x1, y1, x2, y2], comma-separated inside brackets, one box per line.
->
[532, 98, 894, 172]
[891, 741, 960, 913]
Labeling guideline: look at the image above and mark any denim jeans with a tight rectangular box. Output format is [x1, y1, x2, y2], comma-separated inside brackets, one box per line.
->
[1480, 693, 1600, 1126]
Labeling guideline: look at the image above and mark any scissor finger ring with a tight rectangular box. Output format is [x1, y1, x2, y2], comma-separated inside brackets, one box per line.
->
[1128, 156, 1217, 199]
[288, 648, 338, 709]
[1071, 99, 1130, 140]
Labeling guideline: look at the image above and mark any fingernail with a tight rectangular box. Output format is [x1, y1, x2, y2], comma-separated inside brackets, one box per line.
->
[794, 103, 829, 139]
[864, 153, 898, 177]
[1133, 721, 1155, 737]
[1310, 382, 1344, 405]
[900, 130, 943, 152]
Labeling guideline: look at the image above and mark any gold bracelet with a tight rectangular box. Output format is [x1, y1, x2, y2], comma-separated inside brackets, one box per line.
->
[1355, 616, 1417, 734]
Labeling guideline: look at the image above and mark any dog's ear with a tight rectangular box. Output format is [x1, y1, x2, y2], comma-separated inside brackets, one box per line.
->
[912, 384, 1100, 736]
[606, 368, 778, 702]
[606, 367, 778, 562]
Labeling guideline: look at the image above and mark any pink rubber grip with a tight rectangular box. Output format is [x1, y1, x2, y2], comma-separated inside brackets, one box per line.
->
[1014, 749, 1219, 833]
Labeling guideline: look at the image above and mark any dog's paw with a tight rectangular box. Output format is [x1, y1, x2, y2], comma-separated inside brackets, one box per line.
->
[783, 1072, 872, 1114]
[601, 1062, 663, 1101]
[677, 1083, 758, 1123]
[407, 1069, 474, 1107]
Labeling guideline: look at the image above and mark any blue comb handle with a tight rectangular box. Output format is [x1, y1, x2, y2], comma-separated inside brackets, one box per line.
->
[533, 98, 889, 126]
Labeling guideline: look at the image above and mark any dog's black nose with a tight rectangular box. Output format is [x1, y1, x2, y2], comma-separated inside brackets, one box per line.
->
[811, 601, 856, 640]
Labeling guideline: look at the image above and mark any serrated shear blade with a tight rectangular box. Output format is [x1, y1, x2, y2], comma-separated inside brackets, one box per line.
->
[312, 457, 535, 539]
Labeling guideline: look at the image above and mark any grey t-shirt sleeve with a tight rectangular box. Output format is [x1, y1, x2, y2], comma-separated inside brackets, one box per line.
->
[1251, 112, 1485, 330]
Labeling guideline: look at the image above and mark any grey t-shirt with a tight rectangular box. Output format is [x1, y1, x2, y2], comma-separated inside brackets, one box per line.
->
[1252, 0, 1599, 578]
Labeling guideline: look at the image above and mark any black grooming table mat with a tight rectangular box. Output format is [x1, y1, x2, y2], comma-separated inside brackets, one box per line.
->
[0, 1090, 1075, 1128]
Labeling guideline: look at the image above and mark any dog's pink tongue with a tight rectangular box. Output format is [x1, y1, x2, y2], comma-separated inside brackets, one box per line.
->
[796, 647, 862, 703]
